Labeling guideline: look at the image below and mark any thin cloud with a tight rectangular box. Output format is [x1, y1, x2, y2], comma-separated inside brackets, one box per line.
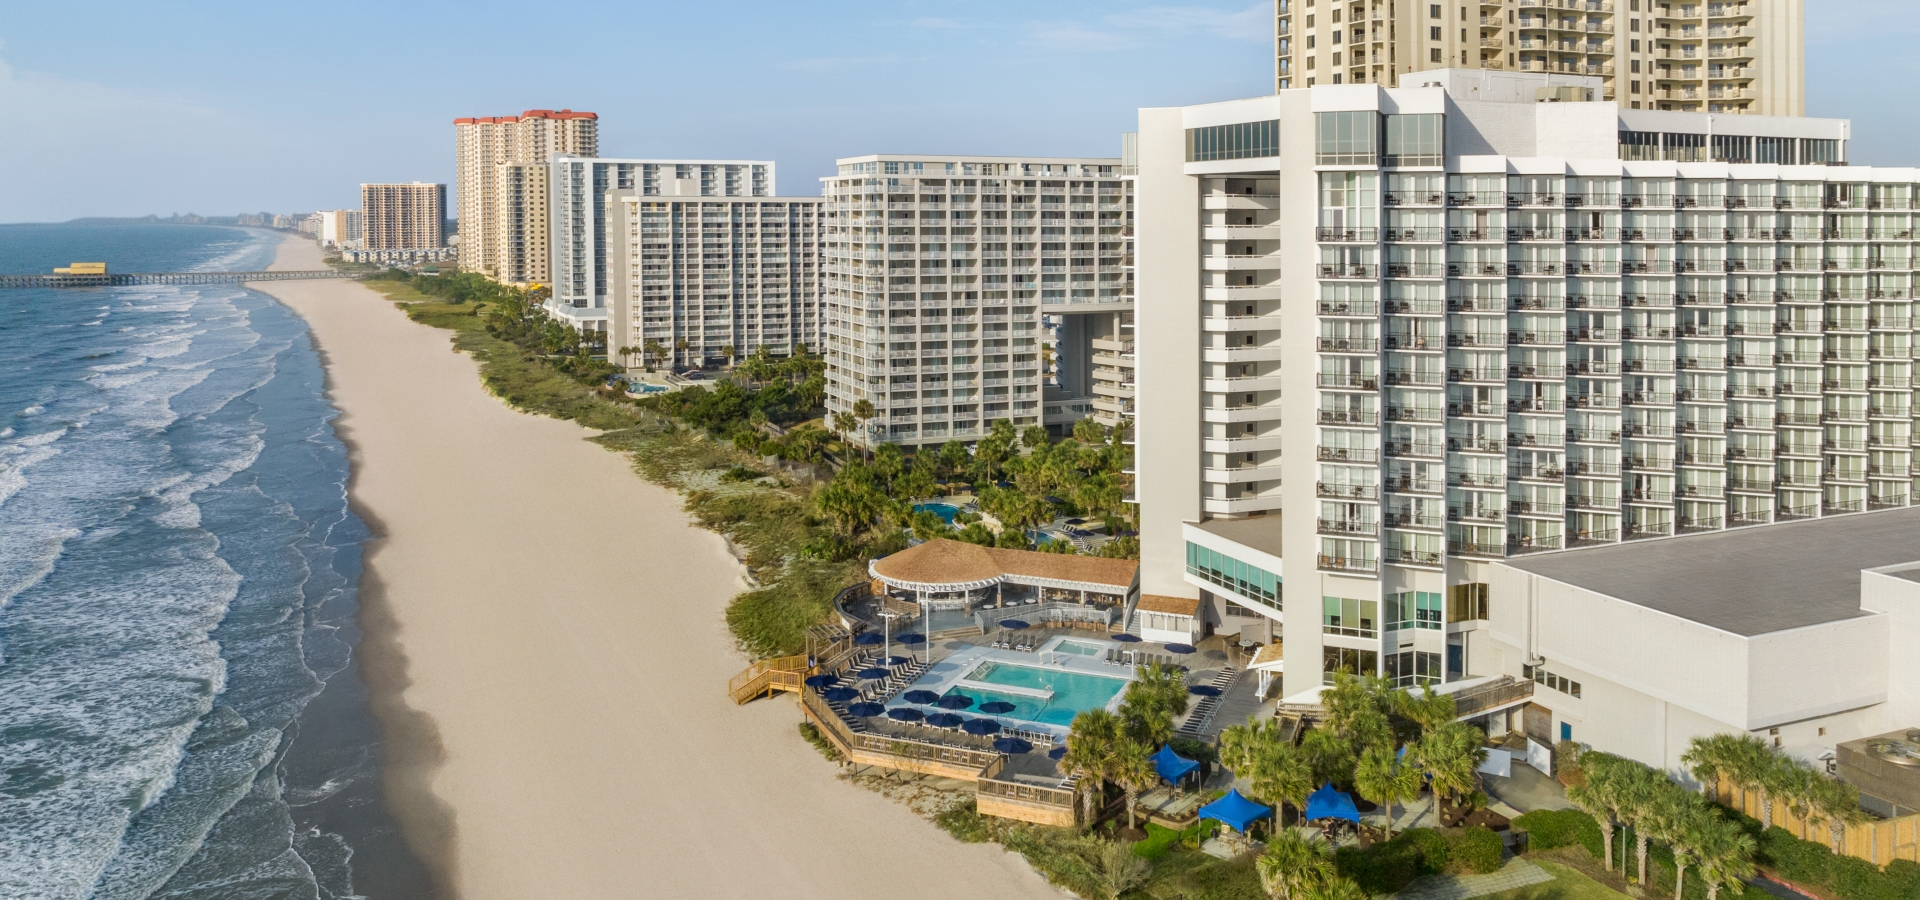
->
[909, 17, 964, 29]
[1108, 4, 1270, 40]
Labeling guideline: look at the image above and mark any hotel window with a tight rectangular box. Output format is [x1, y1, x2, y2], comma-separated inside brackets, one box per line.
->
[1801, 139, 1842, 165]
[1185, 542, 1282, 606]
[1663, 132, 1708, 162]
[1323, 595, 1379, 637]
[1316, 111, 1379, 166]
[1387, 650, 1442, 686]
[1447, 582, 1489, 621]
[1383, 114, 1444, 167]
[1618, 130, 1660, 161]
[1186, 120, 1281, 162]
[1712, 134, 1753, 164]
[1524, 664, 1583, 698]
[1754, 136, 1797, 165]
[1323, 646, 1379, 683]
[1386, 591, 1443, 631]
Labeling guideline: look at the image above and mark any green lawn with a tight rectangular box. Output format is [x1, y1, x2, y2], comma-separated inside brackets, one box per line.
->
[1474, 860, 1634, 900]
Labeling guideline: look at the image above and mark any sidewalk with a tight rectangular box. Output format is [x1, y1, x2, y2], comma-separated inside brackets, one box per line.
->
[1393, 857, 1555, 900]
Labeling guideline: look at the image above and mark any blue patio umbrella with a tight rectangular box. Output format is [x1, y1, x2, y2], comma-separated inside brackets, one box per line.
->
[877, 655, 910, 666]
[926, 712, 965, 728]
[895, 633, 927, 645]
[1164, 643, 1198, 654]
[847, 702, 885, 717]
[935, 694, 974, 710]
[856, 667, 892, 680]
[978, 701, 1016, 715]
[1000, 619, 1031, 630]
[1048, 746, 1067, 760]
[803, 674, 839, 688]
[854, 632, 885, 645]
[961, 718, 1001, 736]
[993, 737, 1034, 754]
[823, 687, 861, 702]
[1304, 783, 1362, 824]
[903, 690, 941, 705]
[1188, 685, 1223, 697]
[886, 707, 925, 722]
[1111, 633, 1142, 643]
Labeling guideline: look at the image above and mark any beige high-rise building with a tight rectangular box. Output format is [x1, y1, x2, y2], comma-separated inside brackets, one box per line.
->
[453, 109, 597, 279]
[1275, 0, 1803, 116]
[360, 182, 445, 251]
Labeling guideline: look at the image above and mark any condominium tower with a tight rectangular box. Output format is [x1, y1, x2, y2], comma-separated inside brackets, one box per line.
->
[316, 209, 362, 248]
[360, 183, 445, 251]
[820, 154, 1137, 448]
[548, 156, 775, 333]
[1274, 0, 1804, 116]
[606, 190, 820, 369]
[453, 109, 597, 281]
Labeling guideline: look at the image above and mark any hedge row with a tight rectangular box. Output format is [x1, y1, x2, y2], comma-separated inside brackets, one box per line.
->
[1335, 826, 1506, 894]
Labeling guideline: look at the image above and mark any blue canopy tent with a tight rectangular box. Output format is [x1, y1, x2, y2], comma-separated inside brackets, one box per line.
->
[1198, 790, 1273, 834]
[1152, 744, 1200, 785]
[1304, 783, 1361, 824]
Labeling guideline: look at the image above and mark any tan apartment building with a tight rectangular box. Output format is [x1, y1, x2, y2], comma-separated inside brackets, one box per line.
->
[453, 109, 597, 280]
[360, 182, 445, 251]
[1275, 0, 1803, 116]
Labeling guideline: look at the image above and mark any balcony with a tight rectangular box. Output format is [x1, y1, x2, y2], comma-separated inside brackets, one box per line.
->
[1318, 409, 1378, 426]
[1317, 482, 1379, 500]
[1509, 499, 1566, 517]
[1318, 554, 1378, 575]
[1448, 540, 1506, 559]
[1317, 337, 1380, 353]
[1317, 373, 1380, 390]
[1318, 518, 1379, 536]
[1449, 472, 1506, 489]
[1318, 227, 1379, 242]
[1320, 264, 1379, 279]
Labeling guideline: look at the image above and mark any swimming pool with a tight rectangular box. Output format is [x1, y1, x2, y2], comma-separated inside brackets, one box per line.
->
[944, 660, 1130, 727]
[914, 502, 962, 524]
[1048, 638, 1110, 657]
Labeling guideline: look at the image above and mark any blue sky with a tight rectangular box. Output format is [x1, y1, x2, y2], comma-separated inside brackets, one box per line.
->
[0, 0, 1908, 222]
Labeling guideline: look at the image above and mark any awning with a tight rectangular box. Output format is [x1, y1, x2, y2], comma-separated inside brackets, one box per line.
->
[1152, 744, 1199, 783]
[1304, 783, 1360, 823]
[1198, 789, 1273, 833]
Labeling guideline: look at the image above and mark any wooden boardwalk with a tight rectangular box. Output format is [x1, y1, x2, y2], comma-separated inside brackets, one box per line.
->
[0, 270, 354, 289]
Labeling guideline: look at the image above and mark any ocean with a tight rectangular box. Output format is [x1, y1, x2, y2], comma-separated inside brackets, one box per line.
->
[0, 224, 432, 899]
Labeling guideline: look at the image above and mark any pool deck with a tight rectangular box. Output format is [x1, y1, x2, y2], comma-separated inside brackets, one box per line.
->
[883, 636, 1137, 742]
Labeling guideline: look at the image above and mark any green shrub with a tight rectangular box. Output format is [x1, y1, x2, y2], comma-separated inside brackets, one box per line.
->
[934, 799, 993, 843]
[1133, 822, 1187, 860]
[796, 722, 840, 761]
[1514, 808, 1605, 858]
[1336, 828, 1448, 894]
[1450, 826, 1505, 874]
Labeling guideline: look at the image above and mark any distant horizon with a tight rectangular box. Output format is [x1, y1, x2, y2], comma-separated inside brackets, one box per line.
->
[0, 0, 1911, 223]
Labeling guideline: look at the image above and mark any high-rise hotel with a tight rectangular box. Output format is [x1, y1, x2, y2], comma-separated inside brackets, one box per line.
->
[452, 109, 598, 284]
[1129, 70, 1920, 757]
[1274, 0, 1804, 117]
[820, 155, 1137, 448]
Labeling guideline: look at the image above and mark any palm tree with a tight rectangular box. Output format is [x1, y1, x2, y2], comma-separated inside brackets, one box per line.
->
[1616, 761, 1670, 884]
[1299, 728, 1357, 789]
[1757, 752, 1800, 831]
[1694, 816, 1757, 900]
[1256, 827, 1334, 900]
[1112, 739, 1158, 831]
[1061, 709, 1122, 824]
[1810, 776, 1867, 854]
[1247, 742, 1314, 825]
[1412, 721, 1487, 819]
[1654, 789, 1713, 899]
[851, 399, 876, 458]
[1119, 663, 1187, 748]
[1353, 744, 1422, 838]
[1566, 753, 1626, 872]
[1396, 687, 1460, 735]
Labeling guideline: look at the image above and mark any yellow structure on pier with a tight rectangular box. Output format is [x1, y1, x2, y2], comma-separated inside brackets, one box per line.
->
[53, 262, 108, 275]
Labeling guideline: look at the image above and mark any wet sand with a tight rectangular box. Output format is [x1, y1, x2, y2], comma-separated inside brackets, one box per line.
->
[251, 237, 1057, 899]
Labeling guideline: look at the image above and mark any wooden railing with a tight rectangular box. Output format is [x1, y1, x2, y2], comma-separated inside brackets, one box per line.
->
[728, 653, 809, 704]
[1451, 676, 1536, 719]
[977, 756, 1078, 809]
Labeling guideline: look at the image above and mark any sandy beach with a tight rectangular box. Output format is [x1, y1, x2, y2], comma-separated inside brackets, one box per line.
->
[251, 236, 1058, 899]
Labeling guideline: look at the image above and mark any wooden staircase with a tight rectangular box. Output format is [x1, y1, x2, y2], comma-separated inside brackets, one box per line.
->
[728, 654, 810, 704]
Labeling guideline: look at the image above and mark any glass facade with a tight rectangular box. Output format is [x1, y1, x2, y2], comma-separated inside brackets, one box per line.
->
[1322, 595, 1379, 637]
[1185, 542, 1281, 607]
[1316, 111, 1379, 166]
[1186, 120, 1281, 162]
[1387, 650, 1442, 687]
[1323, 646, 1379, 683]
[1383, 114, 1444, 168]
[1385, 591, 1443, 631]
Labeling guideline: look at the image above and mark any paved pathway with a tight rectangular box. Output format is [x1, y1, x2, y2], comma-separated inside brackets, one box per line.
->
[1392, 858, 1554, 900]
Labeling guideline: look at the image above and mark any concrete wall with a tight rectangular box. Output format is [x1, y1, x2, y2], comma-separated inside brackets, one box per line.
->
[1861, 567, 1920, 728]
[1134, 106, 1204, 600]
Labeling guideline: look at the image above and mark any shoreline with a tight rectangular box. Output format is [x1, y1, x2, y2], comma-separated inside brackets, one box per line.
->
[249, 235, 1059, 899]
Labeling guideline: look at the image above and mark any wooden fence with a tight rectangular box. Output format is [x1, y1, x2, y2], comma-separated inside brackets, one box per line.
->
[1716, 775, 1920, 866]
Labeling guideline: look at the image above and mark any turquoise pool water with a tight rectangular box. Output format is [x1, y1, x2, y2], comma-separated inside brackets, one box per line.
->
[1049, 639, 1109, 657]
[915, 502, 962, 524]
[944, 661, 1130, 727]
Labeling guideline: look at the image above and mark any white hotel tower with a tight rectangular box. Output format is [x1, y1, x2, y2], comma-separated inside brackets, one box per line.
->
[1133, 70, 1920, 701]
